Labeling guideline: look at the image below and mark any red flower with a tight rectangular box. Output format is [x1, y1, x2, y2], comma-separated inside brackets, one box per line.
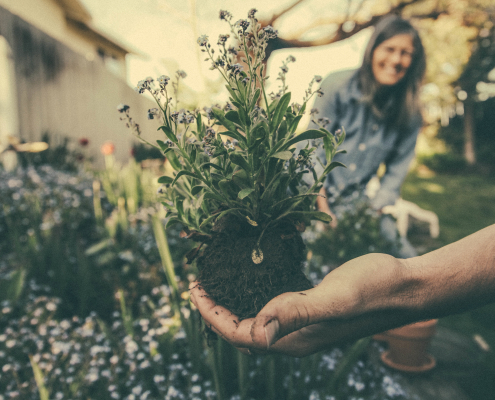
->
[101, 141, 115, 155]
[79, 138, 89, 147]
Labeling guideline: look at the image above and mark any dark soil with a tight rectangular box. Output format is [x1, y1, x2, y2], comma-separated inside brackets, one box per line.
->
[196, 217, 313, 320]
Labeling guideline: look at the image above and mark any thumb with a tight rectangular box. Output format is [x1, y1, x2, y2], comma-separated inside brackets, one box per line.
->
[249, 290, 318, 349]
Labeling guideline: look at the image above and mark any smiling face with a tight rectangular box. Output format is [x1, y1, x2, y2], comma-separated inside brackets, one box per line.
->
[372, 34, 414, 86]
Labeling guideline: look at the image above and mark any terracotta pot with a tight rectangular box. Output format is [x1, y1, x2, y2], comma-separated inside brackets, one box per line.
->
[374, 319, 438, 373]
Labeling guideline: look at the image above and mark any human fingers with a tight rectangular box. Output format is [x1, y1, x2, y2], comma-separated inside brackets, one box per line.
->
[249, 274, 355, 351]
[248, 289, 321, 350]
[189, 281, 255, 348]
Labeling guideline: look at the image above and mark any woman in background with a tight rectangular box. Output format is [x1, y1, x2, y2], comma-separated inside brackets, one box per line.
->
[310, 15, 426, 258]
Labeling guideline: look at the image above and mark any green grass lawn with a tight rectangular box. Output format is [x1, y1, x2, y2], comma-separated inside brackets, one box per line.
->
[401, 168, 495, 400]
[402, 169, 495, 248]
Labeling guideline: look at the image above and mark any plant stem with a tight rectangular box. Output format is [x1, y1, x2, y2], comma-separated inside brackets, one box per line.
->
[151, 216, 179, 299]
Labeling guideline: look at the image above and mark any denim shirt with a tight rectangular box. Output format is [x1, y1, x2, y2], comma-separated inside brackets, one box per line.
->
[307, 69, 422, 210]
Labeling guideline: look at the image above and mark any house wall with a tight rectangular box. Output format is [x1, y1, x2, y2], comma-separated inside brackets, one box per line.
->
[0, 5, 158, 166]
[0, 0, 127, 79]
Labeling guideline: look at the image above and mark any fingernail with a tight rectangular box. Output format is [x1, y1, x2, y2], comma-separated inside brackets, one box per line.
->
[264, 319, 280, 349]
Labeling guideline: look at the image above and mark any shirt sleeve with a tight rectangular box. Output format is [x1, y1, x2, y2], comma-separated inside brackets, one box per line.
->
[371, 118, 422, 210]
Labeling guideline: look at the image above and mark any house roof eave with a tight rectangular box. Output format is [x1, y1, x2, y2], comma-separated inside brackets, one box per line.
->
[56, 0, 147, 58]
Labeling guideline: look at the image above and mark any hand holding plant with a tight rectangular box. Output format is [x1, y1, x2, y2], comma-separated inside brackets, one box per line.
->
[119, 9, 345, 319]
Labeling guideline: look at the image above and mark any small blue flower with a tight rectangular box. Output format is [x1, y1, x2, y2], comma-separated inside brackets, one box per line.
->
[263, 25, 278, 39]
[217, 34, 229, 45]
[135, 80, 147, 94]
[228, 63, 243, 75]
[219, 10, 232, 21]
[197, 35, 209, 47]
[117, 104, 130, 113]
[157, 75, 170, 86]
[147, 108, 159, 120]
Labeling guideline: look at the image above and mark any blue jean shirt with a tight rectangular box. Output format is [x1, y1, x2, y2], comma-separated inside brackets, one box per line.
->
[307, 69, 422, 210]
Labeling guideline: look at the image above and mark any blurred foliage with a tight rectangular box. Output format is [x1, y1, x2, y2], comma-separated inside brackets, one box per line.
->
[305, 199, 395, 269]
[425, 96, 495, 171]
[0, 153, 192, 321]
[16, 132, 91, 172]
[417, 151, 467, 174]
[131, 141, 165, 162]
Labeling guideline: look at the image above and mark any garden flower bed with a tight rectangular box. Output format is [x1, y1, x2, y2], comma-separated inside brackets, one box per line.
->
[0, 157, 417, 399]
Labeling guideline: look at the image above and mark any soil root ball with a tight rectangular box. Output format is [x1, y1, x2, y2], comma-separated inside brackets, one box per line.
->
[196, 218, 313, 320]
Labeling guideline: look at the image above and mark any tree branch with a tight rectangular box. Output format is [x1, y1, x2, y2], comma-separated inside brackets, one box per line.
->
[266, 0, 309, 26]
[262, 0, 445, 59]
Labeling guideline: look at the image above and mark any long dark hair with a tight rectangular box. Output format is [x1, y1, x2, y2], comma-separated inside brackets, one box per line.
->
[358, 15, 426, 130]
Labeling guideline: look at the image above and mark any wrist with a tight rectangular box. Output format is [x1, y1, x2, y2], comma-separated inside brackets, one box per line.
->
[332, 254, 423, 320]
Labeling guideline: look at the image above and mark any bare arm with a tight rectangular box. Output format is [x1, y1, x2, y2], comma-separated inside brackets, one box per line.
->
[190, 224, 495, 357]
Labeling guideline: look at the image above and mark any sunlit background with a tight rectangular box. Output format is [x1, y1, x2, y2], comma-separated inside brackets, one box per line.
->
[80, 0, 370, 103]
[1, 1, 495, 399]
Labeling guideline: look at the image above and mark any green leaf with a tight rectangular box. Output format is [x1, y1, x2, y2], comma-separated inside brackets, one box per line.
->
[30, 356, 50, 400]
[271, 150, 293, 160]
[238, 188, 254, 199]
[211, 108, 238, 132]
[338, 127, 346, 145]
[156, 139, 168, 152]
[0, 268, 26, 302]
[322, 161, 346, 176]
[199, 212, 221, 229]
[299, 102, 307, 115]
[172, 170, 201, 186]
[216, 208, 244, 222]
[224, 131, 247, 146]
[288, 115, 303, 133]
[226, 85, 241, 103]
[165, 217, 181, 229]
[268, 193, 320, 212]
[323, 135, 333, 163]
[191, 185, 204, 195]
[176, 200, 184, 219]
[204, 191, 224, 202]
[237, 106, 250, 127]
[196, 113, 202, 135]
[218, 179, 236, 197]
[284, 210, 333, 223]
[250, 88, 261, 110]
[282, 129, 326, 150]
[229, 152, 251, 172]
[190, 145, 197, 163]
[276, 120, 288, 143]
[84, 239, 114, 256]
[200, 162, 223, 172]
[232, 169, 250, 187]
[270, 92, 291, 131]
[159, 125, 178, 144]
[158, 176, 173, 184]
[225, 110, 242, 126]
[196, 192, 205, 209]
[166, 150, 182, 170]
[161, 201, 174, 210]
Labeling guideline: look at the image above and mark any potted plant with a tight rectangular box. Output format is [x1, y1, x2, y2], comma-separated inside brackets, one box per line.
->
[118, 9, 345, 320]
[374, 319, 438, 372]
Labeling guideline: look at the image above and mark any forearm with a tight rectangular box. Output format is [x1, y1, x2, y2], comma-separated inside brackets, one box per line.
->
[321, 224, 495, 335]
[406, 224, 495, 318]
[298, 224, 495, 351]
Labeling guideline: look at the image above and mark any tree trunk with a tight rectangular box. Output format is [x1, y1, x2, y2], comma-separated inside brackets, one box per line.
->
[463, 100, 476, 165]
